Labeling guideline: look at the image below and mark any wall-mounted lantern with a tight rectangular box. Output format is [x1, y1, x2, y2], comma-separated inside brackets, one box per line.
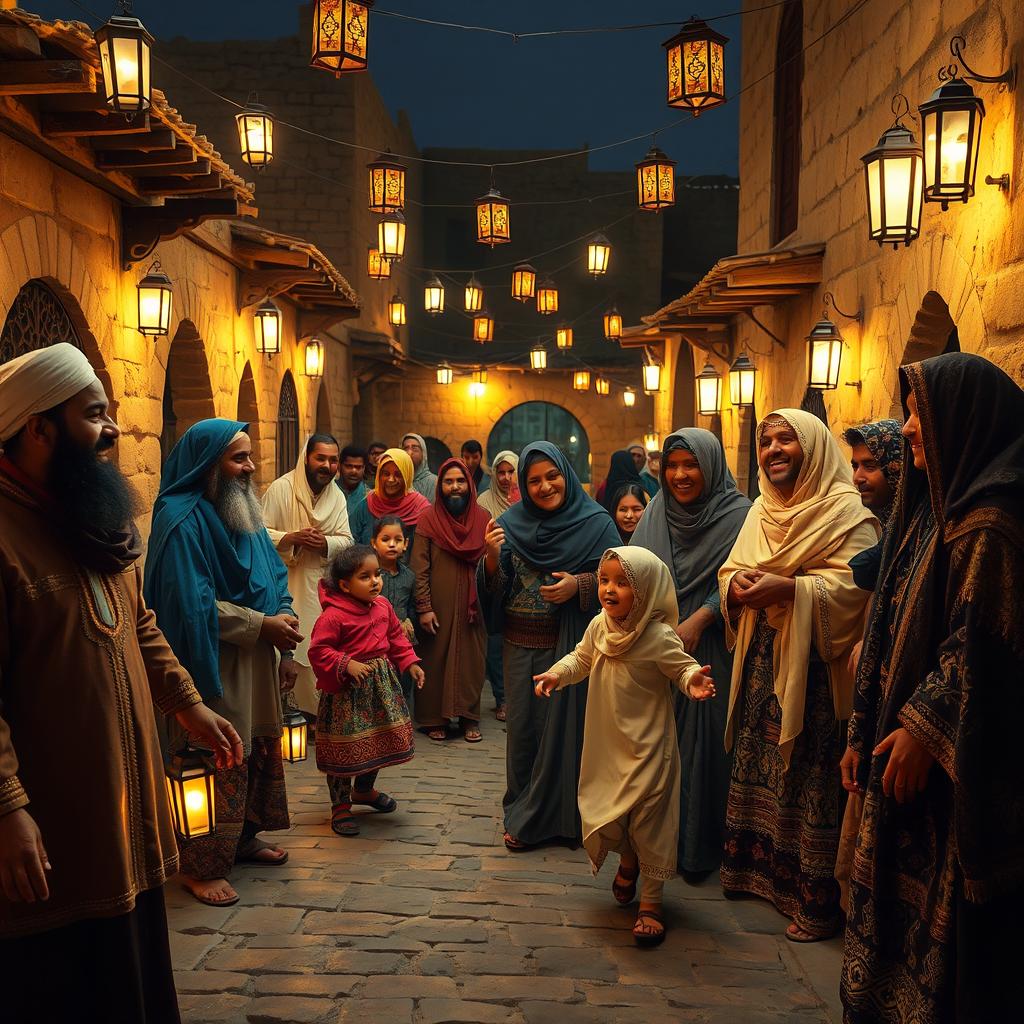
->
[254, 298, 282, 356]
[695, 360, 722, 416]
[728, 352, 756, 407]
[862, 95, 923, 250]
[136, 258, 173, 337]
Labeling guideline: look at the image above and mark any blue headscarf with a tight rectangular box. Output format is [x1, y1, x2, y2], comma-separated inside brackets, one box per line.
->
[144, 418, 292, 701]
[497, 441, 620, 575]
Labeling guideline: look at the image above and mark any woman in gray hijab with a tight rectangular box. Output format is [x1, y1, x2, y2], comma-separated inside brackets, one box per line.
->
[401, 432, 438, 501]
[630, 427, 751, 877]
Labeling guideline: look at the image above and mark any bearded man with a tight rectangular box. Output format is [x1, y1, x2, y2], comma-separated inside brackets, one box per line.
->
[145, 419, 301, 908]
[263, 434, 352, 716]
[0, 345, 241, 1023]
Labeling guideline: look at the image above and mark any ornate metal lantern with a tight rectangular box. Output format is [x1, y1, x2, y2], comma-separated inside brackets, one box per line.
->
[663, 18, 728, 115]
[473, 310, 495, 343]
[280, 707, 309, 763]
[378, 211, 407, 262]
[366, 246, 391, 281]
[603, 305, 623, 341]
[136, 259, 173, 337]
[436, 361, 453, 386]
[512, 264, 537, 302]
[636, 145, 676, 210]
[387, 293, 406, 327]
[862, 96, 923, 250]
[530, 343, 548, 372]
[95, 5, 153, 114]
[424, 275, 445, 315]
[595, 376, 611, 397]
[728, 352, 756, 407]
[806, 316, 844, 391]
[919, 77, 985, 210]
[476, 189, 511, 247]
[587, 234, 612, 276]
[464, 276, 484, 313]
[642, 362, 662, 395]
[311, 0, 374, 76]
[536, 278, 559, 315]
[235, 101, 274, 170]
[165, 747, 216, 840]
[696, 360, 722, 416]
[573, 370, 591, 392]
[555, 325, 574, 350]
[254, 299, 282, 356]
[367, 150, 406, 213]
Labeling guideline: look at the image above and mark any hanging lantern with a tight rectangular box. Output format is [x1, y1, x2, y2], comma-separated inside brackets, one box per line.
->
[464, 276, 484, 313]
[512, 264, 537, 302]
[473, 310, 495, 343]
[806, 316, 844, 391]
[622, 387, 637, 408]
[861, 97, 923, 250]
[473, 368, 488, 385]
[280, 707, 309, 763]
[311, 0, 374, 76]
[165, 747, 216, 840]
[303, 338, 325, 379]
[235, 101, 274, 170]
[424, 275, 445, 315]
[587, 234, 612, 276]
[388, 293, 406, 327]
[469, 368, 487, 398]
[254, 299, 282, 356]
[136, 258, 173, 337]
[695, 360, 722, 416]
[95, 9, 153, 114]
[476, 189, 511, 247]
[663, 18, 728, 116]
[536, 278, 559, 315]
[728, 352, 756, 407]
[555, 325, 574, 350]
[367, 246, 391, 281]
[644, 431, 661, 452]
[367, 150, 406, 214]
[595, 376, 611, 397]
[642, 362, 662, 395]
[603, 305, 623, 341]
[378, 211, 407, 262]
[573, 370, 591, 392]
[436, 361, 454, 386]
[919, 77, 985, 211]
[636, 145, 676, 210]
[530, 343, 548, 372]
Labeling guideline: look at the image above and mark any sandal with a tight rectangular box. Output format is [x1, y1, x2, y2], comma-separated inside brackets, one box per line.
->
[463, 727, 483, 744]
[633, 908, 666, 948]
[427, 728, 447, 742]
[331, 808, 360, 837]
[181, 879, 239, 907]
[495, 705, 507, 722]
[235, 839, 289, 866]
[612, 864, 640, 906]
[352, 790, 397, 813]
[785, 922, 833, 943]
[503, 831, 528, 851]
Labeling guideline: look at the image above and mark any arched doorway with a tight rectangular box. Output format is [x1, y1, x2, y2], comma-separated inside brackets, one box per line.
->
[160, 321, 216, 464]
[315, 382, 332, 436]
[672, 343, 697, 428]
[424, 436, 452, 470]
[889, 291, 960, 417]
[237, 361, 266, 487]
[487, 401, 591, 483]
[277, 371, 300, 477]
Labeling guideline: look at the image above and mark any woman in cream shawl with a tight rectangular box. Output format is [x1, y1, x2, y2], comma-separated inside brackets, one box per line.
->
[478, 450, 520, 519]
[717, 409, 877, 942]
[536, 546, 715, 947]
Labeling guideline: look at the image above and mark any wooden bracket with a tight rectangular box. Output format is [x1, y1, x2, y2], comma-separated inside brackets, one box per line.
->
[122, 197, 241, 268]
[298, 308, 359, 339]
[237, 268, 321, 311]
[43, 110, 151, 138]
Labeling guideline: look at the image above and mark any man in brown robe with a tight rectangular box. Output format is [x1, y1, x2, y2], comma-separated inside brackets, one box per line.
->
[0, 343, 242, 1024]
[411, 458, 490, 742]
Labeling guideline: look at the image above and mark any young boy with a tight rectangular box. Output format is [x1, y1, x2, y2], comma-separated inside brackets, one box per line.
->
[372, 515, 417, 704]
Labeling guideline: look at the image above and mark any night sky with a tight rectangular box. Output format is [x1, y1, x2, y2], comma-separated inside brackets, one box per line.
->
[31, 0, 741, 175]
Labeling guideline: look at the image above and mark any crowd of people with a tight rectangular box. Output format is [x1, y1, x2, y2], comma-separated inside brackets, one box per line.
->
[0, 341, 1020, 1022]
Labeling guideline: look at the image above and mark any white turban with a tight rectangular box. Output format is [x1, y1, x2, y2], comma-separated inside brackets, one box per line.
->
[0, 343, 101, 444]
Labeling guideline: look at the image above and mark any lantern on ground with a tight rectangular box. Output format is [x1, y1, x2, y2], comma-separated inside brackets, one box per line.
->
[367, 150, 406, 214]
[378, 211, 406, 262]
[388, 293, 406, 327]
[603, 305, 623, 341]
[806, 316, 844, 391]
[235, 101, 274, 170]
[861, 96, 923, 249]
[303, 339, 325, 379]
[512, 264, 537, 302]
[367, 246, 391, 281]
[165, 747, 216, 840]
[311, 0, 374, 75]
[636, 145, 676, 210]
[424, 275, 445, 315]
[642, 362, 662, 395]
[464, 276, 484, 313]
[663, 18, 728, 116]
[644, 431, 660, 452]
[136, 258, 173, 337]
[530, 343, 547, 372]
[696, 360, 722, 416]
[280, 707, 308, 763]
[919, 77, 985, 211]
[573, 370, 591, 392]
[587, 235, 612, 276]
[436, 361, 453, 386]
[728, 352, 756, 407]
[536, 278, 559, 315]
[254, 299, 282, 356]
[476, 189, 511, 247]
[622, 387, 637, 408]
[95, 8, 153, 114]
[595, 376, 611, 397]
[556, 325, 574, 350]
[473, 310, 494, 343]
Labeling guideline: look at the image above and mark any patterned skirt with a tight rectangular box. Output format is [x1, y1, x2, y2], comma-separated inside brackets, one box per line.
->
[720, 613, 846, 937]
[315, 657, 414, 777]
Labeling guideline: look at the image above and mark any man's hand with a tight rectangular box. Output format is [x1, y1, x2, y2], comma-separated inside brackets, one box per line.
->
[0, 808, 50, 904]
[419, 611, 440, 635]
[284, 528, 327, 553]
[261, 614, 303, 652]
[839, 745, 862, 794]
[736, 572, 795, 609]
[875, 727, 934, 803]
[687, 666, 716, 701]
[484, 519, 505, 565]
[533, 672, 560, 697]
[346, 660, 373, 685]
[173, 703, 244, 768]
[409, 665, 426, 690]
[539, 571, 578, 605]
[676, 607, 714, 652]
[279, 658, 299, 693]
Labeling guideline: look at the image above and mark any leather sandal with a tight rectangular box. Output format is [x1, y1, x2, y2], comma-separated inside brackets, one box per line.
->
[352, 790, 397, 813]
[612, 865, 640, 906]
[331, 808, 360, 837]
[633, 908, 666, 948]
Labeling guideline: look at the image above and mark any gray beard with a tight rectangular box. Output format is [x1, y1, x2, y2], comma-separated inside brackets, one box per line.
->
[212, 472, 264, 534]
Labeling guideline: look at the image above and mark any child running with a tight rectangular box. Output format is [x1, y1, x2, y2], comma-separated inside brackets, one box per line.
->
[309, 544, 425, 837]
[371, 516, 418, 706]
[534, 546, 716, 948]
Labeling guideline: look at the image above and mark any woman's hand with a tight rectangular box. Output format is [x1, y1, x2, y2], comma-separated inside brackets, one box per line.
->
[533, 672, 560, 697]
[676, 607, 714, 652]
[419, 611, 440, 635]
[0, 809, 50, 904]
[727, 570, 761, 609]
[346, 659, 373, 685]
[539, 571, 578, 605]
[874, 727, 934, 803]
[174, 703, 245, 768]
[260, 613, 303, 651]
[687, 666, 716, 701]
[410, 665, 426, 690]
[484, 519, 505, 567]
[736, 572, 795, 609]
[839, 745, 863, 794]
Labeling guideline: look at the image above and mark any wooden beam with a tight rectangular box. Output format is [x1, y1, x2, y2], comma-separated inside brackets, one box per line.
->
[137, 172, 223, 195]
[0, 25, 43, 59]
[725, 258, 823, 288]
[0, 58, 96, 96]
[95, 146, 199, 172]
[122, 197, 241, 267]
[123, 158, 211, 179]
[237, 268, 322, 311]
[231, 239, 311, 268]
[95, 128, 177, 152]
[42, 110, 152, 138]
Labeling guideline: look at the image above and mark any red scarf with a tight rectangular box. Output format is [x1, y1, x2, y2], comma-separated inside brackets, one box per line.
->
[365, 453, 432, 525]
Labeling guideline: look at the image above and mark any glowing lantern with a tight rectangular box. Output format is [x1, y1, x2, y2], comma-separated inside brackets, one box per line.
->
[595, 376, 611, 396]
[378, 211, 407, 262]
[573, 371, 591, 392]
[622, 387, 637, 408]
[473, 310, 495, 343]
[919, 78, 985, 210]
[556, 325, 574, 350]
[367, 246, 391, 281]
[603, 305, 623, 341]
[367, 150, 406, 214]
[476, 189, 511, 247]
[530, 343, 548, 372]
[136, 259, 173, 337]
[424, 275, 445, 315]
[311, 0, 373, 75]
[512, 264, 537, 302]
[95, 9, 153, 114]
[663, 18, 727, 116]
[644, 432, 661, 452]
[587, 234, 612, 276]
[728, 352, 756, 407]
[254, 299, 281, 356]
[536, 278, 559, 315]
[464, 276, 484, 313]
[436, 361, 453, 386]
[862, 97, 923, 250]
[303, 339, 325, 379]
[642, 362, 662, 395]
[806, 316, 844, 391]
[469, 368, 487, 398]
[636, 145, 676, 210]
[388, 293, 406, 327]
[165, 747, 216, 840]
[280, 707, 308, 763]
[696, 360, 722, 416]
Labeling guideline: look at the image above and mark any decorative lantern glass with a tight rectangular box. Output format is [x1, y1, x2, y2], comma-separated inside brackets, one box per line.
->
[603, 305, 623, 341]
[806, 317, 844, 391]
[861, 108, 923, 250]
[530, 344, 548, 372]
[587, 235, 612, 276]
[642, 362, 662, 395]
[303, 339, 325, 379]
[136, 260, 173, 337]
[555, 325, 574, 350]
[512, 264, 537, 302]
[95, 12, 153, 114]
[919, 78, 985, 210]
[473, 368, 488, 386]
[728, 352, 756, 407]
[536, 279, 559, 315]
[476, 189, 511, 247]
[636, 145, 677, 210]
[388, 293, 406, 327]
[165, 747, 216, 840]
[464, 276, 484, 313]
[280, 708, 308, 763]
[573, 371, 591, 392]
[235, 103, 274, 169]
[622, 387, 637, 408]
[367, 246, 391, 281]
[436, 361, 453, 386]
[663, 18, 727, 115]
[367, 151, 406, 213]
[473, 311, 494, 343]
[254, 299, 282, 355]
[378, 211, 406, 262]
[595, 376, 611, 397]
[695, 360, 722, 416]
[424, 276, 445, 315]
[311, 0, 374, 75]
[644, 432, 661, 452]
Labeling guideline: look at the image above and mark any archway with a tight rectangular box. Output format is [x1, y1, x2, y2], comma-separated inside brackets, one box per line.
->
[487, 401, 591, 484]
[315, 382, 332, 436]
[888, 290, 960, 417]
[672, 343, 697, 428]
[160, 320, 216, 464]
[277, 371, 300, 477]
[237, 361, 267, 487]
[424, 436, 452, 471]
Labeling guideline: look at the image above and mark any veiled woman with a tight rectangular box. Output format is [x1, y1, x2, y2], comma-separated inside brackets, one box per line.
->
[348, 448, 431, 556]
[630, 427, 750, 877]
[841, 354, 1024, 1024]
[479, 442, 620, 849]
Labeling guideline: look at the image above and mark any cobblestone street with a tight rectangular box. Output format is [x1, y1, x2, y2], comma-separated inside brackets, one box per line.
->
[167, 719, 843, 1024]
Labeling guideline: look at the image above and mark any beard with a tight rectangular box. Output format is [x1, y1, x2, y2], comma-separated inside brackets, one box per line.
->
[442, 493, 468, 517]
[211, 470, 265, 534]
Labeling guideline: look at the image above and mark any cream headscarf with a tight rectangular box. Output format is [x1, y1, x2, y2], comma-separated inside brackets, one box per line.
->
[718, 409, 878, 765]
[478, 450, 520, 518]
[0, 343, 100, 444]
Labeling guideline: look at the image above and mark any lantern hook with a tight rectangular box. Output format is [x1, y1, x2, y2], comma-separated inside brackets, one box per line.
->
[823, 291, 863, 322]
[985, 173, 1011, 192]
[743, 309, 786, 349]
[889, 93, 913, 127]
[949, 35, 1016, 90]
[116, 0, 134, 13]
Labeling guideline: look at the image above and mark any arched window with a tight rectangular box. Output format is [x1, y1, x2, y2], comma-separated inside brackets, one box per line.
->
[424, 436, 452, 471]
[277, 371, 300, 477]
[161, 347, 178, 464]
[771, 1, 803, 245]
[487, 402, 591, 483]
[0, 279, 82, 365]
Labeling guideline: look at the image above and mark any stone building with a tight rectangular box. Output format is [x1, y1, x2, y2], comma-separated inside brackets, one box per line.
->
[627, 0, 1024, 493]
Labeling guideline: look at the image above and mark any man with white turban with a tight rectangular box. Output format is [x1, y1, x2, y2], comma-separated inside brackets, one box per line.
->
[0, 343, 243, 1024]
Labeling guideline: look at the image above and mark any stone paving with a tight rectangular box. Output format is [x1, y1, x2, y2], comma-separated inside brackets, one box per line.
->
[168, 717, 844, 1024]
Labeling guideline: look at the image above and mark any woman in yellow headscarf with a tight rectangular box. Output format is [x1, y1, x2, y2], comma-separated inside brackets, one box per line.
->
[348, 447, 431, 557]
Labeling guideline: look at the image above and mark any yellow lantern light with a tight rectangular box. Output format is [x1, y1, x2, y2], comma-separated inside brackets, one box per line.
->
[573, 370, 591, 392]
[235, 101, 274, 170]
[436, 361, 453, 386]
[378, 211, 407, 262]
[136, 258, 173, 337]
[806, 316, 844, 391]
[636, 145, 676, 210]
[388, 293, 406, 327]
[473, 310, 495, 343]
[919, 77, 985, 211]
[367, 150, 406, 214]
[603, 305, 623, 341]
[473, 368, 488, 385]
[280, 707, 308, 763]
[311, 0, 374, 76]
[644, 431, 661, 452]
[165, 747, 216, 840]
[512, 263, 537, 302]
[469, 368, 487, 398]
[367, 246, 391, 281]
[254, 299, 282, 356]
[663, 17, 728, 116]
[530, 343, 548, 372]
[696, 360, 722, 416]
[642, 362, 662, 395]
[536, 278, 559, 315]
[587, 234, 612, 276]
[424, 275, 446, 315]
[95, 9, 153, 114]
[555, 325, 574, 350]
[464, 276, 484, 313]
[476, 188, 511, 247]
[728, 352, 756, 407]
[595, 376, 611, 397]
[303, 339, 325, 379]
[861, 96, 923, 250]
[622, 387, 637, 408]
